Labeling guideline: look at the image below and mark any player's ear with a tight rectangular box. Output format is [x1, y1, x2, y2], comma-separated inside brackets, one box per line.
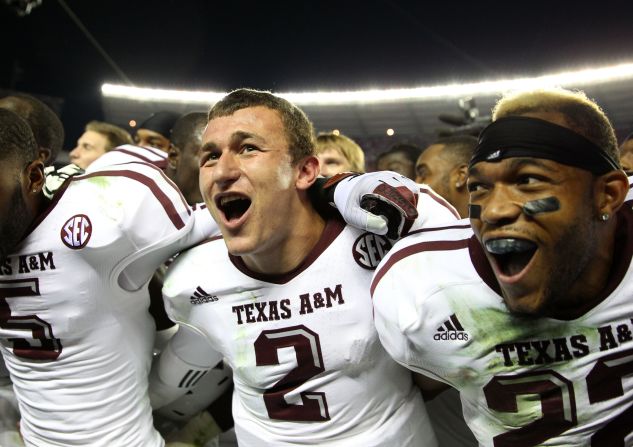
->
[24, 159, 45, 195]
[167, 144, 180, 170]
[594, 169, 629, 217]
[37, 147, 52, 165]
[451, 164, 468, 190]
[295, 155, 320, 191]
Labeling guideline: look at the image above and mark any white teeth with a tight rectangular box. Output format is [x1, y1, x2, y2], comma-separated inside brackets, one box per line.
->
[219, 195, 244, 206]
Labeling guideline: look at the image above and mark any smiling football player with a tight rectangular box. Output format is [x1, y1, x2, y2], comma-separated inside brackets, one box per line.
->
[372, 87, 633, 446]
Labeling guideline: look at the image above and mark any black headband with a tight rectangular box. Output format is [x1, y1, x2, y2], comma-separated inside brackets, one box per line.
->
[470, 116, 620, 175]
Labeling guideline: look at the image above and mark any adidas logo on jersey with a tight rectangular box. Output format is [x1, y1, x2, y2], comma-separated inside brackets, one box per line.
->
[434, 314, 469, 341]
[189, 286, 218, 305]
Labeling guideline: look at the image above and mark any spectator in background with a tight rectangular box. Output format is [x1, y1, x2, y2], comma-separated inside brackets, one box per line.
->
[415, 135, 477, 218]
[619, 132, 633, 174]
[69, 120, 132, 169]
[376, 143, 421, 179]
[135, 111, 181, 152]
[315, 132, 365, 176]
[166, 112, 208, 204]
[0, 93, 64, 165]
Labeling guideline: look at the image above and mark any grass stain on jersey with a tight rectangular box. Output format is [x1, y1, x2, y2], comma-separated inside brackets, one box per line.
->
[87, 176, 112, 189]
[443, 291, 599, 381]
[234, 325, 251, 368]
[421, 286, 606, 437]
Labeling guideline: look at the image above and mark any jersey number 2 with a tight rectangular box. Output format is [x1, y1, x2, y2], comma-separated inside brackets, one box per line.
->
[0, 279, 62, 360]
[484, 347, 633, 446]
[254, 325, 330, 421]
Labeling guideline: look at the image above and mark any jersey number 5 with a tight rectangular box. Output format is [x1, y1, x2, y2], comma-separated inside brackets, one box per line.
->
[484, 347, 633, 446]
[0, 279, 62, 360]
[254, 325, 330, 422]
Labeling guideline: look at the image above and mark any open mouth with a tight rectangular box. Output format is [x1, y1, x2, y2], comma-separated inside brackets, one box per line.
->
[485, 238, 537, 277]
[216, 194, 252, 222]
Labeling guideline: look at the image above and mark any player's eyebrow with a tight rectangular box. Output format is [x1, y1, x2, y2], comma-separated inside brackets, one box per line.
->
[200, 141, 219, 153]
[229, 130, 265, 146]
[507, 157, 558, 172]
[201, 131, 266, 153]
[468, 157, 558, 176]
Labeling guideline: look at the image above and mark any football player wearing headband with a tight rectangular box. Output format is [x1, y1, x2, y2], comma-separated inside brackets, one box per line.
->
[372, 87, 633, 446]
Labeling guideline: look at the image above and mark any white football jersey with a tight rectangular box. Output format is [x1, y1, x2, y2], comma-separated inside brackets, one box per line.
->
[414, 184, 461, 222]
[160, 219, 438, 446]
[372, 207, 633, 446]
[0, 158, 218, 446]
[86, 144, 169, 173]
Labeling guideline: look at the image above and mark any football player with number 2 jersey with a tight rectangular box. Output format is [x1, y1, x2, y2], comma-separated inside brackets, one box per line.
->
[372, 88, 633, 446]
[149, 89, 459, 446]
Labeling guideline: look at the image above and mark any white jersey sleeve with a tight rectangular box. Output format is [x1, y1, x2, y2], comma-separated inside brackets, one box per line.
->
[73, 162, 220, 291]
[407, 184, 461, 232]
[329, 172, 459, 238]
[372, 221, 474, 380]
[86, 144, 169, 172]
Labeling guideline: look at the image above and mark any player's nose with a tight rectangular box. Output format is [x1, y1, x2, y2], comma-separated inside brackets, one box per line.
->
[212, 151, 241, 187]
[480, 185, 522, 226]
[69, 146, 80, 160]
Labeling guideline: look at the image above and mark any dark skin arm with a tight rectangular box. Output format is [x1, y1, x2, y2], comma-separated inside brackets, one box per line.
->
[204, 381, 234, 432]
[412, 372, 451, 401]
[148, 270, 176, 331]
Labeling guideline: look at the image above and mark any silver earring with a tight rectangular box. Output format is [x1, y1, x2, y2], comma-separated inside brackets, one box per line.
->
[600, 213, 610, 221]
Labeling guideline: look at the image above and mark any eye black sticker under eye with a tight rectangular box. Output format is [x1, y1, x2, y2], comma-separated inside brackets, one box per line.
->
[468, 198, 559, 219]
[522, 197, 560, 217]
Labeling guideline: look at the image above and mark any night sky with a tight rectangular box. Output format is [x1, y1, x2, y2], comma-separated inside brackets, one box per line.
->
[2, 0, 633, 145]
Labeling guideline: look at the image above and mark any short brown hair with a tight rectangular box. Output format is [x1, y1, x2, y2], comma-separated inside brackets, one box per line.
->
[208, 89, 315, 164]
[316, 133, 365, 172]
[85, 121, 133, 152]
[493, 88, 619, 164]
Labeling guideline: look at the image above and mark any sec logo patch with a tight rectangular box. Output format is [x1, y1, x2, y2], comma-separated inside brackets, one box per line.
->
[352, 233, 391, 270]
[61, 214, 92, 249]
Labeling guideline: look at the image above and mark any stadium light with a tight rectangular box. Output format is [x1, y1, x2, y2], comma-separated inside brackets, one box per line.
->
[101, 62, 633, 106]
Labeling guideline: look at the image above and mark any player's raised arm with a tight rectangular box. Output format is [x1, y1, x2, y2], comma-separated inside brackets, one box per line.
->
[74, 161, 219, 291]
[313, 171, 419, 239]
[318, 171, 460, 240]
